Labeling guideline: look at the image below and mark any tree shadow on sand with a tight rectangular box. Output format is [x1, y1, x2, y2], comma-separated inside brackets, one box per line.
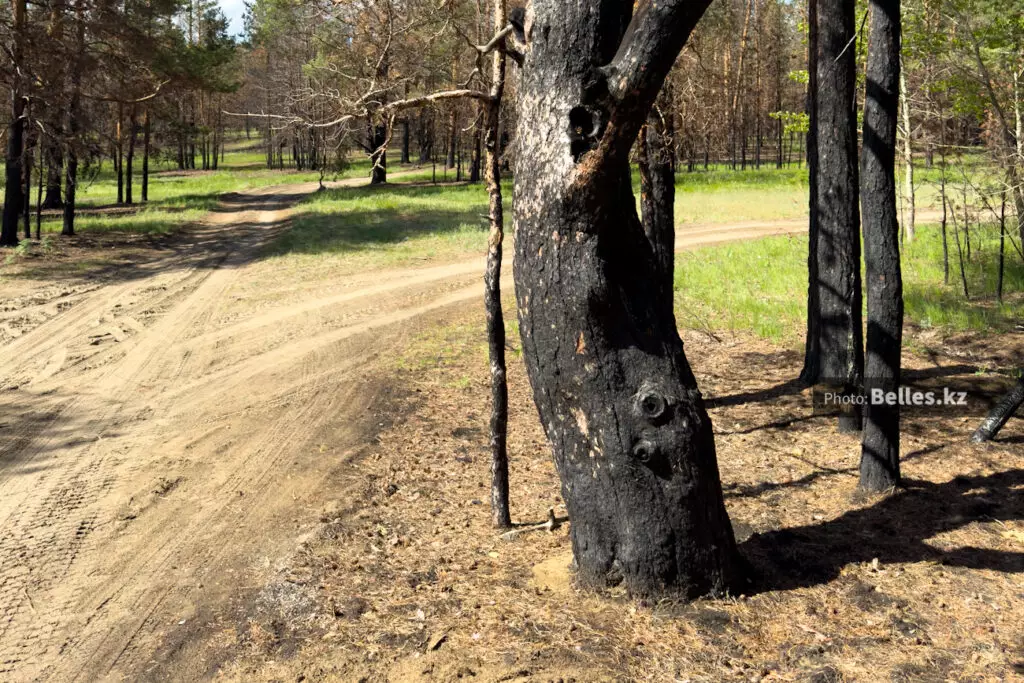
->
[740, 468, 1024, 593]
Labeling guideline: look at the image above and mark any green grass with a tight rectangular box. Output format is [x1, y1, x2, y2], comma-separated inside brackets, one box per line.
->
[674, 220, 1024, 341]
[264, 180, 510, 270]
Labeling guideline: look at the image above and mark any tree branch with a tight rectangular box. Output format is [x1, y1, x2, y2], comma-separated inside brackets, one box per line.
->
[602, 0, 713, 115]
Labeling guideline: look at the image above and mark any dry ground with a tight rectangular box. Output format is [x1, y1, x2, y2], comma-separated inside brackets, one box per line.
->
[211, 307, 1024, 683]
[0, 177, 1017, 682]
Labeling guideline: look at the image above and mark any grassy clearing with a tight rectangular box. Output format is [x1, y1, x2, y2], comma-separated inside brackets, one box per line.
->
[674, 220, 1024, 341]
[264, 181, 510, 271]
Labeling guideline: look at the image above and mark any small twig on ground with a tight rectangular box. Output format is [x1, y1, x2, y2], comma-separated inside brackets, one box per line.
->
[500, 508, 566, 541]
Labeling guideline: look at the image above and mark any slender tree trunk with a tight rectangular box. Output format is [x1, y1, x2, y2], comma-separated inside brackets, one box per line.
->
[125, 107, 137, 205]
[805, 0, 864, 433]
[142, 108, 150, 202]
[859, 0, 903, 492]
[485, 0, 510, 529]
[35, 137, 43, 239]
[116, 103, 124, 204]
[898, 60, 914, 242]
[800, 0, 820, 383]
[446, 109, 458, 169]
[63, 0, 85, 237]
[512, 0, 740, 598]
[997, 191, 1006, 302]
[1, 0, 26, 246]
[401, 117, 411, 164]
[23, 124, 32, 240]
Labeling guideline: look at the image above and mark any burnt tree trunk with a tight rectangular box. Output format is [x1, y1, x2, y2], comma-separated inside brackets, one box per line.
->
[368, 121, 388, 185]
[401, 117, 411, 164]
[1, 0, 26, 246]
[800, 0, 819, 383]
[62, 0, 85, 237]
[970, 375, 1024, 443]
[511, 0, 740, 598]
[485, 0, 511, 529]
[43, 138, 63, 209]
[859, 0, 903, 492]
[125, 106, 137, 205]
[142, 108, 150, 202]
[805, 0, 864, 432]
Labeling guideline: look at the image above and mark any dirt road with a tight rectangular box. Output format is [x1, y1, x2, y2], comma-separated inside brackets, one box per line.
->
[0, 177, 877, 681]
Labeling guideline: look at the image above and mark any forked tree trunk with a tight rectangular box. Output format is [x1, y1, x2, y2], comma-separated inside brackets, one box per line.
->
[511, 0, 740, 598]
[805, 0, 864, 432]
[859, 0, 903, 492]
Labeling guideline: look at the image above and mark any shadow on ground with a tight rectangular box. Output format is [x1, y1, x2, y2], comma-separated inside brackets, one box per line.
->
[741, 468, 1024, 594]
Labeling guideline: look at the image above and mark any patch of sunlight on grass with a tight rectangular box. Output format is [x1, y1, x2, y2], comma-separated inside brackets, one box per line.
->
[264, 181, 509, 271]
[674, 219, 1024, 340]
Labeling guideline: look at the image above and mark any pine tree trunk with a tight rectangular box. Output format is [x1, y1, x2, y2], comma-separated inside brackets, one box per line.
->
[805, 0, 864, 433]
[800, 0, 820, 383]
[62, 0, 85, 237]
[43, 138, 64, 209]
[142, 108, 150, 202]
[511, 0, 740, 598]
[859, 0, 903, 492]
[401, 118, 411, 164]
[1, 0, 26, 246]
[125, 107, 137, 205]
[484, 0, 510, 529]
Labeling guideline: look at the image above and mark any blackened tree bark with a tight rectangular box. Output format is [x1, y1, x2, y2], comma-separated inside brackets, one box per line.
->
[484, 0, 510, 529]
[859, 0, 903, 492]
[62, 0, 85, 237]
[142, 108, 151, 202]
[125, 106, 137, 205]
[970, 374, 1024, 443]
[401, 117, 411, 164]
[805, 0, 864, 432]
[1, 0, 27, 247]
[638, 88, 676, 299]
[512, 0, 741, 597]
[43, 140, 64, 209]
[446, 109, 458, 168]
[800, 0, 819, 383]
[368, 120, 388, 185]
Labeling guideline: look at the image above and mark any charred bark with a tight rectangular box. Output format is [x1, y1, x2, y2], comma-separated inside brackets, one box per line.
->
[1, 0, 26, 246]
[638, 89, 676, 299]
[512, 0, 740, 598]
[805, 0, 864, 432]
[43, 138, 63, 209]
[859, 0, 903, 492]
[485, 0, 511, 529]
[800, 0, 820, 383]
[970, 375, 1024, 443]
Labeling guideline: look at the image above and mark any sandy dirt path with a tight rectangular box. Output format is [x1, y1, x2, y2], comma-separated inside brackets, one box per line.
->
[0, 177, 924, 681]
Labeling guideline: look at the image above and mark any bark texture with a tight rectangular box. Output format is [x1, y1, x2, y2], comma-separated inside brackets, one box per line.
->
[800, 0, 820, 383]
[970, 376, 1024, 444]
[859, 0, 903, 492]
[1, 0, 26, 246]
[485, 0, 510, 529]
[807, 0, 864, 432]
[638, 89, 676, 299]
[511, 0, 740, 598]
